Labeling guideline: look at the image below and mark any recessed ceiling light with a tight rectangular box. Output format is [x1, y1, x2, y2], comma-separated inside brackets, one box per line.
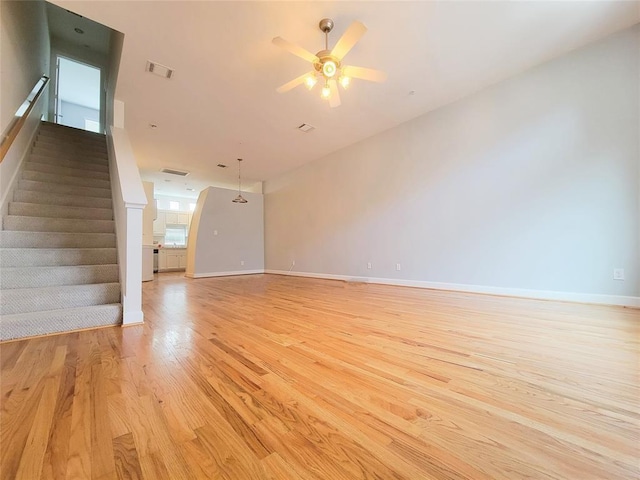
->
[74, 27, 84, 34]
[164, 179, 171, 182]
[186, 188, 195, 191]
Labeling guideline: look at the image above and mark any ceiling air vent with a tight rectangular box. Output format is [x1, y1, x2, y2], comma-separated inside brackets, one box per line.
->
[146, 61, 174, 79]
[161, 168, 189, 177]
[298, 123, 315, 133]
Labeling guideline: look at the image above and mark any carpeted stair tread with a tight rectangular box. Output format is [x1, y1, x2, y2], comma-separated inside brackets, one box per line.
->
[0, 231, 116, 248]
[36, 133, 107, 148]
[1, 247, 116, 267]
[9, 202, 113, 221]
[13, 190, 113, 209]
[24, 161, 110, 180]
[18, 179, 112, 198]
[0, 304, 122, 341]
[22, 170, 110, 189]
[1, 282, 121, 315]
[3, 216, 114, 233]
[28, 154, 110, 173]
[1, 264, 119, 289]
[29, 148, 108, 165]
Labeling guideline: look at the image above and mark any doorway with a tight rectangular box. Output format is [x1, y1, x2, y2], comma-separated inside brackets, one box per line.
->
[54, 56, 102, 133]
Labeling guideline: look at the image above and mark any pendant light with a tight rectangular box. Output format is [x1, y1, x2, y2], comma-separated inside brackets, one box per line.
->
[232, 158, 248, 204]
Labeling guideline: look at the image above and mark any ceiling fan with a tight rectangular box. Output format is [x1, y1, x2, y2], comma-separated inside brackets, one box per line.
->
[273, 18, 387, 107]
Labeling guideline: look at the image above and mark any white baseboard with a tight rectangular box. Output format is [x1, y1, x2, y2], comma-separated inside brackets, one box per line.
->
[264, 269, 640, 308]
[123, 311, 144, 325]
[185, 269, 265, 279]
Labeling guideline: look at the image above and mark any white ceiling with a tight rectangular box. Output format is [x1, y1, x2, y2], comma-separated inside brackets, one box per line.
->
[49, 1, 639, 197]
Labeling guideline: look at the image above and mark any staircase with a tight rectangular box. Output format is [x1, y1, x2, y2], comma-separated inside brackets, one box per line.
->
[0, 122, 122, 341]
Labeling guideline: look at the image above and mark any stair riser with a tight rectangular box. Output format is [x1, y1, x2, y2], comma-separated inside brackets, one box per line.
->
[25, 162, 110, 181]
[31, 143, 108, 163]
[4, 216, 114, 233]
[18, 180, 112, 199]
[1, 283, 121, 315]
[1, 265, 119, 288]
[28, 154, 110, 173]
[35, 134, 107, 149]
[0, 304, 122, 341]
[38, 124, 106, 137]
[35, 141, 107, 157]
[36, 134, 107, 149]
[30, 147, 108, 164]
[13, 190, 113, 209]
[1, 248, 116, 267]
[9, 203, 113, 221]
[0, 231, 116, 248]
[22, 171, 110, 189]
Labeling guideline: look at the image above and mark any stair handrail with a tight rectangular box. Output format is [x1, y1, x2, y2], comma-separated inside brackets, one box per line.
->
[0, 75, 49, 163]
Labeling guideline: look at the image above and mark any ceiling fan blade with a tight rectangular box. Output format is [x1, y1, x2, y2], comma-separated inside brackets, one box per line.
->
[272, 37, 319, 63]
[330, 21, 367, 60]
[328, 79, 341, 108]
[276, 72, 312, 93]
[342, 65, 387, 83]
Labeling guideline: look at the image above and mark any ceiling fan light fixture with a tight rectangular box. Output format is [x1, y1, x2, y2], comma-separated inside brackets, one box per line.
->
[322, 60, 337, 78]
[305, 75, 317, 89]
[274, 18, 386, 107]
[321, 83, 331, 99]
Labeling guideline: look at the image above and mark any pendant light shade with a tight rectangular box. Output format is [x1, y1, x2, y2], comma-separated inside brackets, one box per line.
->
[232, 158, 248, 204]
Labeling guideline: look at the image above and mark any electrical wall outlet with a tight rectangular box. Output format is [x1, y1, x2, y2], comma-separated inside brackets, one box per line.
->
[396, 263, 401, 271]
[613, 268, 625, 280]
[213, 230, 218, 236]
[292, 260, 295, 266]
[367, 262, 372, 269]
[240, 260, 244, 266]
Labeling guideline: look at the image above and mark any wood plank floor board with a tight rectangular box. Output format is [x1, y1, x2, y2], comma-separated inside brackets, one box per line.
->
[1, 273, 638, 479]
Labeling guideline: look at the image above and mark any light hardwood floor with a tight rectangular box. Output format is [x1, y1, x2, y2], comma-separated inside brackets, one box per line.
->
[1, 273, 639, 479]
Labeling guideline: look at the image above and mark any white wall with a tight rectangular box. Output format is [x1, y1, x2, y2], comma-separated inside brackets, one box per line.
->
[107, 126, 147, 324]
[59, 100, 99, 130]
[142, 181, 155, 246]
[0, 0, 50, 133]
[186, 187, 264, 278]
[264, 26, 639, 306]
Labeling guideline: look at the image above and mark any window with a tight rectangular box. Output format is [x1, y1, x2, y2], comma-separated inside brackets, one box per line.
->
[169, 201, 180, 211]
[164, 226, 187, 246]
[189, 203, 196, 212]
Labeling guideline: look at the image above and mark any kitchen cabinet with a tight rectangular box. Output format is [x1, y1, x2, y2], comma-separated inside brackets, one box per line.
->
[158, 248, 187, 272]
[165, 212, 189, 225]
[153, 211, 166, 235]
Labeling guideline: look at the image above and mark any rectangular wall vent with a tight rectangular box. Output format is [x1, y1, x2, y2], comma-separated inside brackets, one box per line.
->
[298, 123, 315, 133]
[146, 61, 174, 79]
[161, 168, 189, 176]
